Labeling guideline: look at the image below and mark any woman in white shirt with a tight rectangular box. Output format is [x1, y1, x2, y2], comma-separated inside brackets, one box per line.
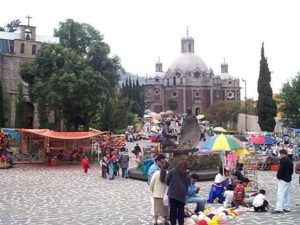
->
[149, 161, 169, 225]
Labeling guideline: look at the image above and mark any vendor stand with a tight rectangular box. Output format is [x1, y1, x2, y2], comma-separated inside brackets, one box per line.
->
[17, 129, 104, 164]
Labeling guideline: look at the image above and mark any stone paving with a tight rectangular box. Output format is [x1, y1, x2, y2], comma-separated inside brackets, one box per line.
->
[0, 140, 299, 225]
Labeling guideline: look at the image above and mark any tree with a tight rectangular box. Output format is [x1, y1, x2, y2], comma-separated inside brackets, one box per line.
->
[6, 19, 21, 32]
[21, 20, 122, 131]
[167, 97, 178, 111]
[0, 27, 5, 31]
[0, 82, 5, 127]
[206, 100, 242, 128]
[100, 98, 114, 131]
[279, 73, 300, 127]
[54, 19, 103, 54]
[257, 43, 277, 132]
[244, 99, 257, 115]
[206, 101, 229, 127]
[15, 84, 27, 128]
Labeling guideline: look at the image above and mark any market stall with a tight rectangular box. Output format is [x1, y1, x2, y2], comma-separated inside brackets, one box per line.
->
[17, 129, 104, 164]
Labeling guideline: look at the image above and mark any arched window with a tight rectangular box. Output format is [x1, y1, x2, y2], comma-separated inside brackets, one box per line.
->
[20, 43, 25, 54]
[194, 71, 200, 78]
[32, 45, 36, 55]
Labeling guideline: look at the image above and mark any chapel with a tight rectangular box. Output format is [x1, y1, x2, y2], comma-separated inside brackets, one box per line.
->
[144, 31, 241, 114]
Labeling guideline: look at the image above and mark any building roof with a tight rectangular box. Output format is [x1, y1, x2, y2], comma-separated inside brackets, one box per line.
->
[148, 71, 165, 79]
[0, 31, 59, 43]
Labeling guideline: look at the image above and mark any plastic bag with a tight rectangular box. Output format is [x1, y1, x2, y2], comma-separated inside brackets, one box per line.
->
[163, 186, 169, 206]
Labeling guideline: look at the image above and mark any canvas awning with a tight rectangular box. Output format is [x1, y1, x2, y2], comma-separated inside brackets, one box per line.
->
[18, 129, 104, 140]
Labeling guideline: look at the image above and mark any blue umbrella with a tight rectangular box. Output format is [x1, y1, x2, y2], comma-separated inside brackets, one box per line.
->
[264, 136, 276, 145]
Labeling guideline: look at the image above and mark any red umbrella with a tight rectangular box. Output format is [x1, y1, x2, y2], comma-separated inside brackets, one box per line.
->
[248, 135, 265, 144]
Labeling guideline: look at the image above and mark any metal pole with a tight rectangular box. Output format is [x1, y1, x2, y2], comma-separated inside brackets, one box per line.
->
[245, 80, 247, 132]
[242, 79, 247, 133]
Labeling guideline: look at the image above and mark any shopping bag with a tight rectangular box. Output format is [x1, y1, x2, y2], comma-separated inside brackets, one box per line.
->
[163, 186, 169, 207]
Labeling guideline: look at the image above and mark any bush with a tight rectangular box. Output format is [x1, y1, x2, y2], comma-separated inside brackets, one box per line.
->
[226, 130, 238, 135]
[137, 153, 221, 172]
[167, 153, 222, 171]
[186, 153, 222, 171]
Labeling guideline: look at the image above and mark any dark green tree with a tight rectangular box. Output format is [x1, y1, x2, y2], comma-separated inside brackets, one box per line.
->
[0, 82, 5, 127]
[0, 27, 5, 31]
[167, 97, 178, 111]
[21, 20, 122, 131]
[15, 84, 27, 128]
[54, 19, 102, 54]
[100, 98, 114, 131]
[279, 73, 300, 127]
[6, 19, 21, 32]
[128, 77, 133, 100]
[257, 43, 277, 132]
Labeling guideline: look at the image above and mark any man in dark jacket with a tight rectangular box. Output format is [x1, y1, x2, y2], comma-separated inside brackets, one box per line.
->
[166, 160, 190, 225]
[272, 149, 293, 213]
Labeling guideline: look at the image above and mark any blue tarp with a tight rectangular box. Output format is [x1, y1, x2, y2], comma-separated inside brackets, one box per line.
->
[288, 128, 300, 133]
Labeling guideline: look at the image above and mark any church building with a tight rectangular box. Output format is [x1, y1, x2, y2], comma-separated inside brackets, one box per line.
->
[0, 18, 58, 128]
[144, 32, 241, 115]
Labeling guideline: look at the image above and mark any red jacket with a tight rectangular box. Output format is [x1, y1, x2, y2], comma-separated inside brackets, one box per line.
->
[82, 158, 89, 168]
[233, 183, 245, 205]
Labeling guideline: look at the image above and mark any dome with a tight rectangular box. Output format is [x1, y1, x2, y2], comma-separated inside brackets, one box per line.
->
[167, 52, 208, 75]
[219, 73, 234, 80]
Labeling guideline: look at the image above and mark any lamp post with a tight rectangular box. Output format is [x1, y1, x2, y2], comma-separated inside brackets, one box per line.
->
[242, 79, 247, 133]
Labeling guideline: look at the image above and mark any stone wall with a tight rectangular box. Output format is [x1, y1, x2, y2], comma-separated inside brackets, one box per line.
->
[0, 54, 38, 128]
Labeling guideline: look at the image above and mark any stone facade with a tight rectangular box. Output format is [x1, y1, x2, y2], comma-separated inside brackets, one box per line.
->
[0, 23, 58, 128]
[144, 34, 241, 114]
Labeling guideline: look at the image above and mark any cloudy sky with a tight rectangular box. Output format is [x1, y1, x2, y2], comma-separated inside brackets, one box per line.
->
[1, 0, 300, 99]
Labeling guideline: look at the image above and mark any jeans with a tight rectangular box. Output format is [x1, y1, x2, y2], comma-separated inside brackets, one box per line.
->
[186, 195, 206, 212]
[121, 168, 128, 177]
[275, 179, 292, 211]
[169, 197, 185, 225]
[108, 163, 114, 179]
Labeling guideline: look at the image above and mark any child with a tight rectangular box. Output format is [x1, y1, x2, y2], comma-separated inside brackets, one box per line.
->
[223, 184, 234, 208]
[232, 177, 250, 207]
[252, 189, 269, 212]
[81, 156, 89, 174]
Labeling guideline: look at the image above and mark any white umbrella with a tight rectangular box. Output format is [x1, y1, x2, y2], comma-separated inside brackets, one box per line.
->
[212, 127, 227, 133]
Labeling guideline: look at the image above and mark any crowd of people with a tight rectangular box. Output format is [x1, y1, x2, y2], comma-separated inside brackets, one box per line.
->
[80, 143, 131, 180]
[144, 146, 300, 225]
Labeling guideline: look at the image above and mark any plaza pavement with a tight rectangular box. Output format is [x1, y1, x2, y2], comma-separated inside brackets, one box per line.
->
[0, 140, 300, 225]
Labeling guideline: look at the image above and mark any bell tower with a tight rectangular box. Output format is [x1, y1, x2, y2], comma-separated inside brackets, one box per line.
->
[14, 16, 41, 58]
[19, 16, 36, 41]
[181, 26, 194, 53]
[155, 57, 163, 72]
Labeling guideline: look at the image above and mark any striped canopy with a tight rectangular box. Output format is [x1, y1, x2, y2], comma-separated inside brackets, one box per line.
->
[201, 134, 245, 151]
